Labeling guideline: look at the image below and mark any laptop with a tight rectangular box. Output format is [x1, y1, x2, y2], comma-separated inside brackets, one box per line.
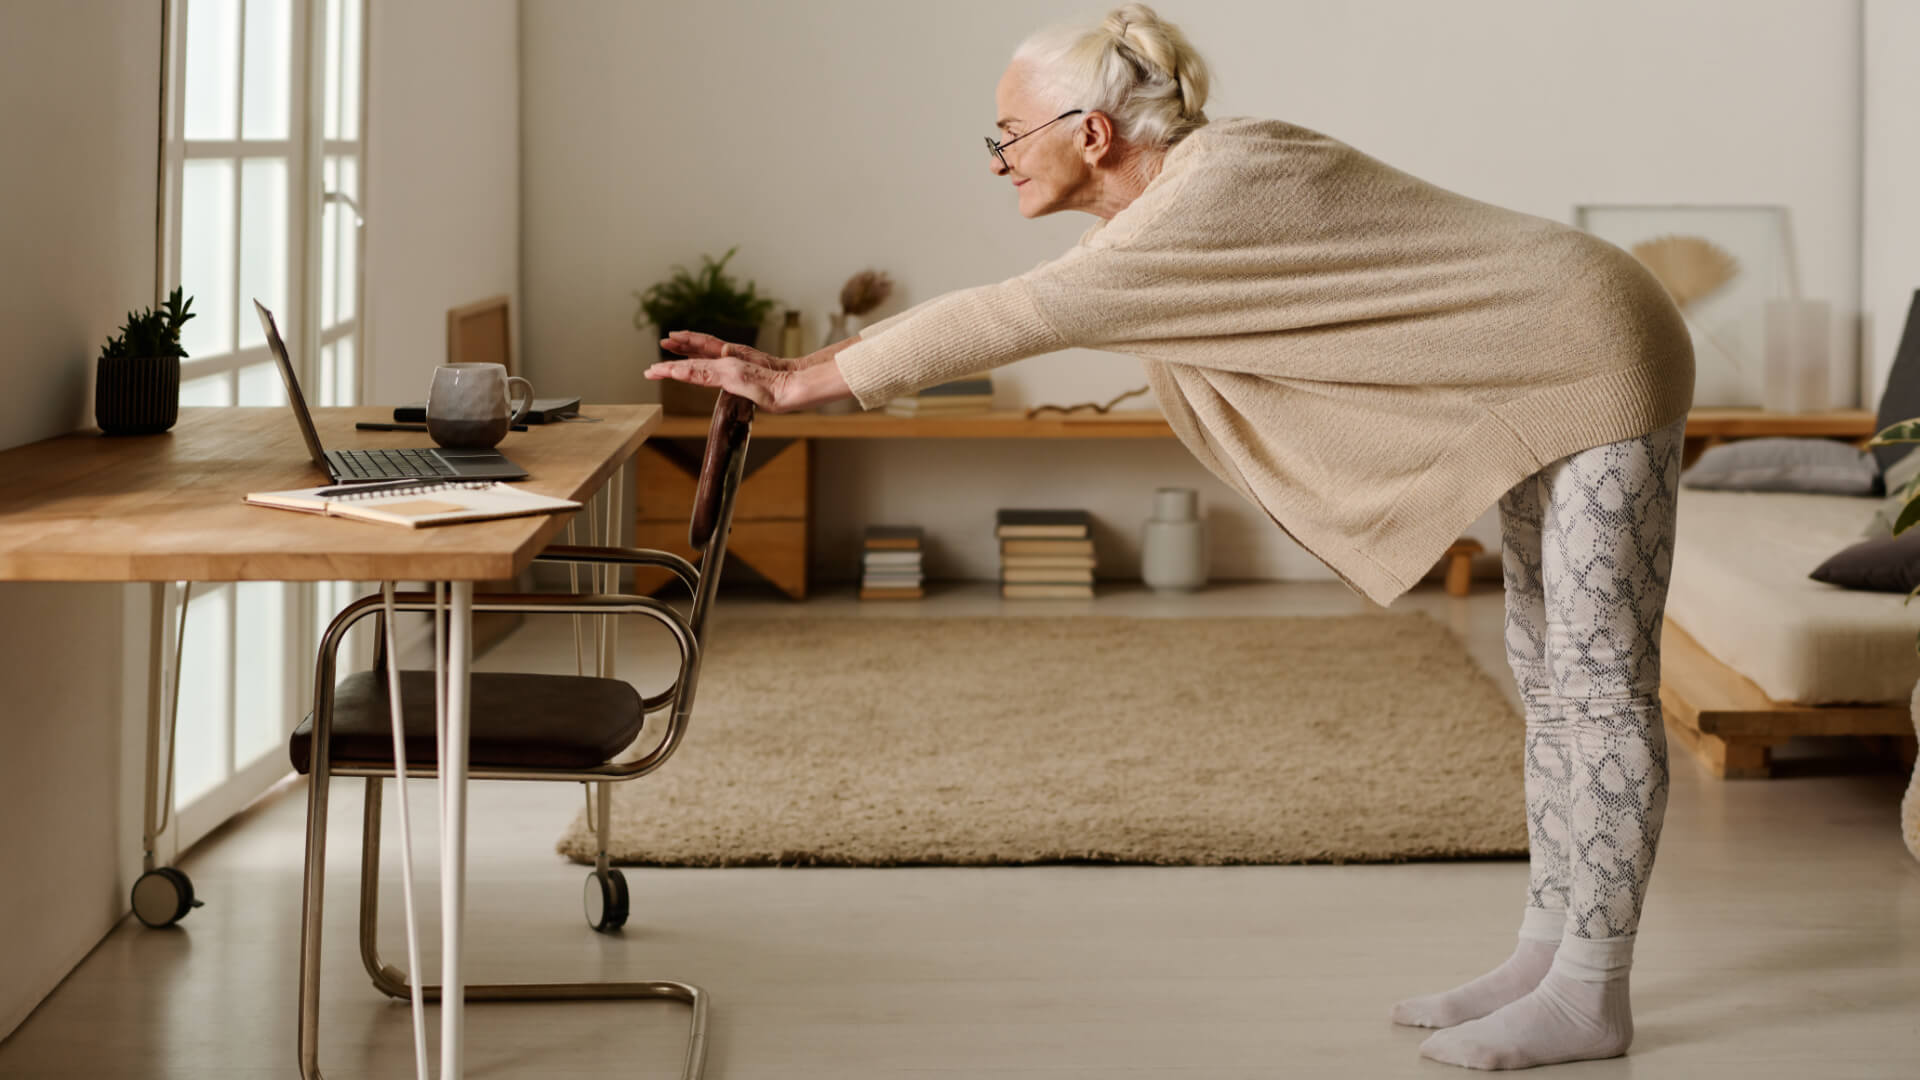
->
[253, 300, 528, 482]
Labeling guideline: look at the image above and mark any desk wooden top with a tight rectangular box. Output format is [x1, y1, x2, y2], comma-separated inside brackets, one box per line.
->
[653, 406, 1879, 441]
[0, 405, 659, 583]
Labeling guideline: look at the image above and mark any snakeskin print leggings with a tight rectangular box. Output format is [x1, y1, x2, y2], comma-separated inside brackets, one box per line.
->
[1497, 416, 1686, 941]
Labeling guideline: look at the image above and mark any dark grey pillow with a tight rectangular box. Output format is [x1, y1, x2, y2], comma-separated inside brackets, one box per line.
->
[1680, 437, 1878, 495]
[1809, 528, 1920, 593]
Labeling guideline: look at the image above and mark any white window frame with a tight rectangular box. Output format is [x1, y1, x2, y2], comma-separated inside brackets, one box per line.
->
[154, 0, 369, 851]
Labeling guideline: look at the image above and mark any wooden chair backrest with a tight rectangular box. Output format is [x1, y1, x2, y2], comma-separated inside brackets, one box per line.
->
[447, 296, 512, 373]
[690, 391, 756, 549]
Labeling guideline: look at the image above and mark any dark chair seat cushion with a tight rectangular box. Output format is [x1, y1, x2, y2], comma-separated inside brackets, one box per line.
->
[290, 669, 644, 774]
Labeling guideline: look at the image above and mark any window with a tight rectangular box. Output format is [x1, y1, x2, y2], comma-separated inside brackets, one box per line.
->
[158, 0, 368, 842]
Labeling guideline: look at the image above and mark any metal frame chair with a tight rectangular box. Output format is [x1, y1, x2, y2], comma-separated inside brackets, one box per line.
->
[290, 393, 756, 1079]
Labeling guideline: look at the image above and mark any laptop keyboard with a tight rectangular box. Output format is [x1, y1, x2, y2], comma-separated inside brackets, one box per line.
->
[334, 447, 455, 479]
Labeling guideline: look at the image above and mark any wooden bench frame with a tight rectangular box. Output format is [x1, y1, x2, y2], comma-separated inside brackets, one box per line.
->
[1659, 617, 1918, 778]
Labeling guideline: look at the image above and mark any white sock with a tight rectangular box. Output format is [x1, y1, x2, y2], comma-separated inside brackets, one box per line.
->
[1418, 934, 1635, 1070]
[1389, 906, 1563, 1029]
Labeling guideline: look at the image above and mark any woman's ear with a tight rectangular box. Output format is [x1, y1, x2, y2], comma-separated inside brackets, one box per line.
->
[1080, 111, 1116, 162]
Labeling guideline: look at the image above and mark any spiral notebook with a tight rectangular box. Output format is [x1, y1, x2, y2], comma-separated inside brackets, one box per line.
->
[244, 479, 581, 528]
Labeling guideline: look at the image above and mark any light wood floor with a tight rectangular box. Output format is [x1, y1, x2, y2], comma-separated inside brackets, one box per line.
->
[2, 582, 1915, 1078]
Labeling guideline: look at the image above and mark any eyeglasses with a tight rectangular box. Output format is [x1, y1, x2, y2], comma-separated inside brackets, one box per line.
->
[985, 109, 1084, 171]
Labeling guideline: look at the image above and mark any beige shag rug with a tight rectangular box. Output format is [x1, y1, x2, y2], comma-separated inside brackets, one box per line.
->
[556, 613, 1527, 867]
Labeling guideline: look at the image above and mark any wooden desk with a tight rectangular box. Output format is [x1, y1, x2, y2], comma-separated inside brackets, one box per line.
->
[0, 406, 654, 581]
[0, 404, 660, 1079]
[637, 406, 1881, 598]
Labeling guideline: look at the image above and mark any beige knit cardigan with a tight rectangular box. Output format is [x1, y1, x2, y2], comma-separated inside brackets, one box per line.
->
[834, 117, 1695, 606]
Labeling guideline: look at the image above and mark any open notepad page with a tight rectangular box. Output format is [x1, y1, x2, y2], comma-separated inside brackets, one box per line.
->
[244, 480, 581, 528]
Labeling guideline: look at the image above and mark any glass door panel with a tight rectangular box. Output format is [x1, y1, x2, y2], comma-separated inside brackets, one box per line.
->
[159, 0, 367, 852]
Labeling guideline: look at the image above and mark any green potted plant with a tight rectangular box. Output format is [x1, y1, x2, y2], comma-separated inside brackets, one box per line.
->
[633, 247, 777, 414]
[96, 287, 194, 435]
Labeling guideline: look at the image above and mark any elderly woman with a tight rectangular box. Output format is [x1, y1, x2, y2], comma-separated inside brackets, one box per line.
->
[648, 3, 1692, 1071]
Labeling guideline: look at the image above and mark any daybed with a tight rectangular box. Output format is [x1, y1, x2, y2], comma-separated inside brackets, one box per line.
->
[1661, 488, 1920, 778]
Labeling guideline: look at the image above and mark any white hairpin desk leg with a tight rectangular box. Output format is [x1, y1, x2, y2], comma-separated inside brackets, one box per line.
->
[439, 579, 474, 1077]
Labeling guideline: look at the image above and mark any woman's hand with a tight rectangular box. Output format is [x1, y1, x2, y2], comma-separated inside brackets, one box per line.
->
[658, 331, 807, 371]
[646, 353, 794, 411]
[648, 332, 861, 413]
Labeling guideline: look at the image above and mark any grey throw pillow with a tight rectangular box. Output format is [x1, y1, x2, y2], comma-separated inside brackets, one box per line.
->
[1810, 528, 1920, 593]
[1680, 437, 1878, 495]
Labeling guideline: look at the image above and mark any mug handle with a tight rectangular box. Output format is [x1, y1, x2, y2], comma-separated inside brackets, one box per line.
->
[506, 376, 535, 427]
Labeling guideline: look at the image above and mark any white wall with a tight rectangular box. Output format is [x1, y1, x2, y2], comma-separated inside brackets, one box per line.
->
[530, 0, 1863, 587]
[0, 0, 160, 1041]
[1862, 0, 1920, 410]
[363, 0, 520, 405]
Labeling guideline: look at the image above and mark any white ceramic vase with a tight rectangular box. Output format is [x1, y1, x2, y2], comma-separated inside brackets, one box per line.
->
[815, 311, 860, 414]
[1140, 487, 1206, 592]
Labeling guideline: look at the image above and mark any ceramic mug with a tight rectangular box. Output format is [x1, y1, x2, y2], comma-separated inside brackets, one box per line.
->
[425, 363, 533, 449]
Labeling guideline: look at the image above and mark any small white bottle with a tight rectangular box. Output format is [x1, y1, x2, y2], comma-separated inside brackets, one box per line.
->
[1140, 487, 1206, 592]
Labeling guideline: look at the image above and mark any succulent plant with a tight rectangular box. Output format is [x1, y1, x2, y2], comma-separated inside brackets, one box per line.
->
[100, 286, 195, 361]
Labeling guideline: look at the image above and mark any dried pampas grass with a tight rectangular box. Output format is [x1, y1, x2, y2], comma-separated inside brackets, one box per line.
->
[1631, 234, 1738, 310]
[838, 269, 893, 317]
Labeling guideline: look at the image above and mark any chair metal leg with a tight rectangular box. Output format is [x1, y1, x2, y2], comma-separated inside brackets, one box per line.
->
[297, 699, 336, 1077]
[350, 776, 709, 1079]
[596, 780, 613, 874]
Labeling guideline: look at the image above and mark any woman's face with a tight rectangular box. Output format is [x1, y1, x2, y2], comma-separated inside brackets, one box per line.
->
[991, 63, 1093, 219]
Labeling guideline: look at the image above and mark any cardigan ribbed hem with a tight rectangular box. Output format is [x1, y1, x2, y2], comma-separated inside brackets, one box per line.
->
[1319, 362, 1692, 607]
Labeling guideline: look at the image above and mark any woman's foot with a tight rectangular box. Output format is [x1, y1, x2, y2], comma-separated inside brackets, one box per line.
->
[1389, 936, 1558, 1029]
[1417, 963, 1633, 1070]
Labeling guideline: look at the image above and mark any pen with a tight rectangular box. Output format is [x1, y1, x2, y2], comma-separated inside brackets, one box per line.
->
[312, 479, 431, 497]
[355, 421, 529, 433]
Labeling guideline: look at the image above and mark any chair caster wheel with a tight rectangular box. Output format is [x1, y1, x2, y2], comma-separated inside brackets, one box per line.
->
[584, 868, 629, 933]
[131, 867, 203, 928]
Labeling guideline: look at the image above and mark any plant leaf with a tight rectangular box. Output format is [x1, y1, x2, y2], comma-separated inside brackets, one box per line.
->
[1894, 470, 1920, 506]
[1867, 418, 1920, 447]
[1893, 492, 1920, 537]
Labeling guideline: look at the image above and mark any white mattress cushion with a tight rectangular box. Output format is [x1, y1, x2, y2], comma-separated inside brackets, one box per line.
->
[1666, 489, 1920, 704]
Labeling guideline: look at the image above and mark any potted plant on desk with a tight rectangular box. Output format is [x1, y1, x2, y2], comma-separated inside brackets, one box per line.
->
[633, 246, 777, 415]
[96, 286, 194, 435]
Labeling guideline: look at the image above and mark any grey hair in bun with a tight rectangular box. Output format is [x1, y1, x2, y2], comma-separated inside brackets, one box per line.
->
[1013, 3, 1211, 150]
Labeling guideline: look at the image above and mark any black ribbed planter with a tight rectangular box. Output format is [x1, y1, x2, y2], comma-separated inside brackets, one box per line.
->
[95, 354, 181, 435]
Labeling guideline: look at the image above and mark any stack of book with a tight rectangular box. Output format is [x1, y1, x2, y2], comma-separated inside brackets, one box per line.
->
[861, 525, 925, 600]
[883, 376, 993, 417]
[996, 509, 1095, 599]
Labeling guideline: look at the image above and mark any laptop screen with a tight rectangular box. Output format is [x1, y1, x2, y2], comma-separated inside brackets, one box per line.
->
[252, 300, 331, 472]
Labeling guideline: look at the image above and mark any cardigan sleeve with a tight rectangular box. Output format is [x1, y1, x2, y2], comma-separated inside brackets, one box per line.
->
[832, 277, 1070, 409]
[847, 304, 917, 342]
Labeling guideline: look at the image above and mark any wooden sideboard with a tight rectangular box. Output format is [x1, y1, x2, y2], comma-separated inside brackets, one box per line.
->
[633, 406, 1881, 598]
